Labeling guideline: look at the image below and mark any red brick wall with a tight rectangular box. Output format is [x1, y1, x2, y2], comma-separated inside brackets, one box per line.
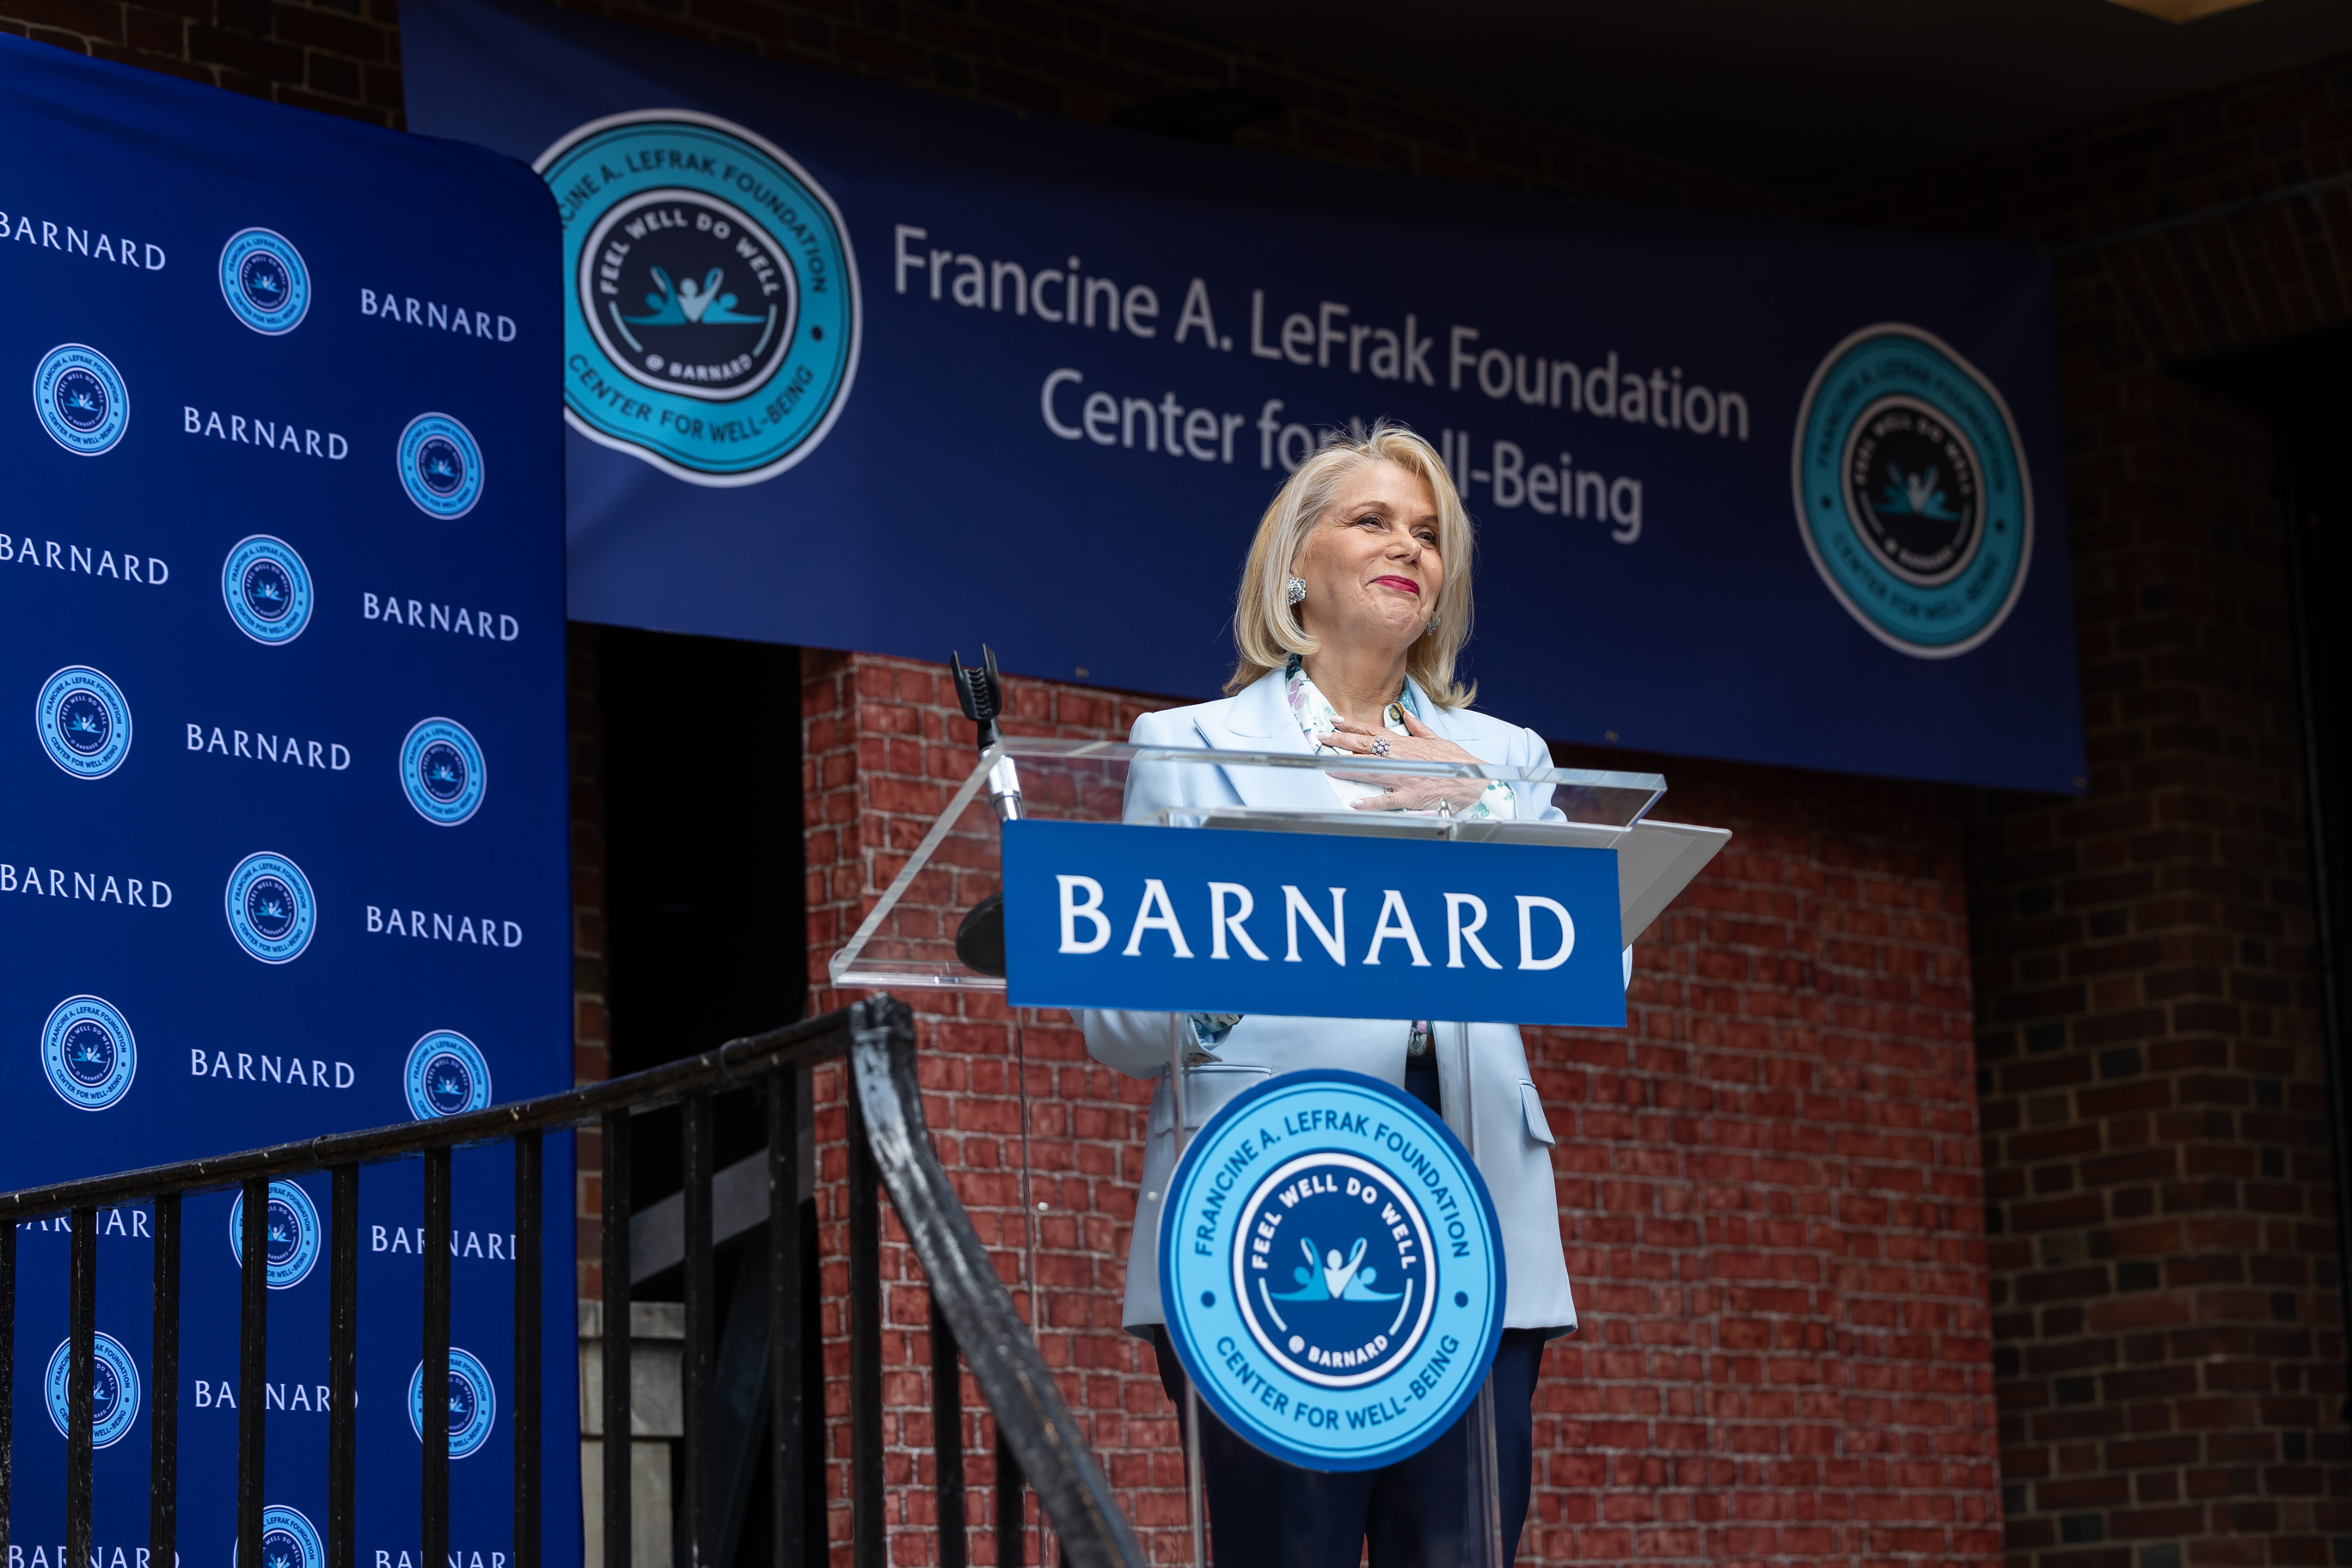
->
[1837, 52, 2352, 1568]
[797, 651, 1998, 1567]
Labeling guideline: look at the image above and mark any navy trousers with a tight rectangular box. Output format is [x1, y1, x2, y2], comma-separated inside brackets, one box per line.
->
[1151, 1324, 1545, 1568]
[1148, 1058, 1547, 1568]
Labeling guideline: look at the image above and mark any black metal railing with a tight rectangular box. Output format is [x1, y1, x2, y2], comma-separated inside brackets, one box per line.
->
[0, 994, 1143, 1568]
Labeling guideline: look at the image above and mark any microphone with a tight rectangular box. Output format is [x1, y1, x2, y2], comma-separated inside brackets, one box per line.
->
[951, 646, 1016, 976]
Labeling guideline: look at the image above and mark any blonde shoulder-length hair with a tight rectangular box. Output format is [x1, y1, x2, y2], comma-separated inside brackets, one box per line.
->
[1226, 420, 1476, 707]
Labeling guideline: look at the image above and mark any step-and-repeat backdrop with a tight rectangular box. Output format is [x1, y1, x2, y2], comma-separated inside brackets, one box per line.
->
[0, 33, 575, 1568]
[407, 0, 2083, 793]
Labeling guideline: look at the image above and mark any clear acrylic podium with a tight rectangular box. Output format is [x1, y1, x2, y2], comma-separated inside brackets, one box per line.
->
[830, 738, 1728, 1568]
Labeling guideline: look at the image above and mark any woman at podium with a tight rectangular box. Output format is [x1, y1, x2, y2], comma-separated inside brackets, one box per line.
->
[1081, 420, 1581, 1568]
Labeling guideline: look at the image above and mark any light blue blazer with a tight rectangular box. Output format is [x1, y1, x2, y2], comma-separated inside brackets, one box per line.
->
[1079, 667, 1581, 1338]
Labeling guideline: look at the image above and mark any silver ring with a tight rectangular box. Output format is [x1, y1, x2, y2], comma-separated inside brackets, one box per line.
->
[1370, 738, 1391, 757]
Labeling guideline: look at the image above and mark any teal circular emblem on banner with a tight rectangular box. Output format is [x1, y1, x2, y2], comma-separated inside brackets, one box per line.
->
[36, 665, 132, 780]
[34, 344, 128, 456]
[218, 229, 310, 335]
[43, 994, 137, 1112]
[224, 851, 316, 964]
[221, 535, 314, 646]
[410, 1347, 497, 1459]
[230, 1179, 322, 1289]
[1792, 323, 2033, 658]
[1160, 1069, 1504, 1472]
[397, 413, 483, 519]
[405, 1029, 491, 1118]
[232, 1505, 323, 1568]
[45, 1331, 140, 1447]
[400, 716, 485, 825]
[535, 110, 862, 487]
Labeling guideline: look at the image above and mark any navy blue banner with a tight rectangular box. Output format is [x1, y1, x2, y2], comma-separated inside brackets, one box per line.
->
[1001, 822, 1625, 1025]
[405, 0, 2082, 793]
[0, 34, 575, 1568]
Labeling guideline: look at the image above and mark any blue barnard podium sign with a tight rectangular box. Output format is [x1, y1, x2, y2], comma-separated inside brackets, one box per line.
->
[1001, 819, 1626, 1026]
[1161, 1071, 1505, 1471]
[0, 33, 575, 1568]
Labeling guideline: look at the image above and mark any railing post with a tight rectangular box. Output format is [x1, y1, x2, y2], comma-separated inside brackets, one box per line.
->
[848, 1069, 883, 1568]
[422, 1151, 451, 1568]
[149, 1193, 179, 1568]
[768, 1068, 804, 1568]
[67, 1206, 95, 1568]
[0, 1219, 14, 1568]
[995, 1430, 1024, 1568]
[932, 1297, 965, 1568]
[514, 1133, 542, 1568]
[600, 1111, 632, 1568]
[683, 1095, 715, 1568]
[237, 1178, 268, 1568]
[329, 1166, 358, 1568]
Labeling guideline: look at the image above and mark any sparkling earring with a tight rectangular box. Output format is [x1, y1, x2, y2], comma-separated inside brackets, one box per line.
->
[1285, 576, 1307, 606]
[1424, 615, 1440, 637]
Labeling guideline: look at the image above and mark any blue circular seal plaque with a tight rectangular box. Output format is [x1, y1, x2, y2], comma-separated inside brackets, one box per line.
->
[230, 1179, 322, 1289]
[224, 851, 316, 964]
[34, 344, 128, 456]
[400, 717, 485, 826]
[397, 413, 484, 519]
[35, 665, 132, 780]
[233, 1505, 323, 1568]
[1792, 323, 2034, 658]
[405, 1030, 491, 1119]
[218, 229, 311, 335]
[221, 536, 314, 646]
[535, 110, 862, 486]
[42, 995, 137, 1112]
[45, 1331, 141, 1447]
[409, 1347, 497, 1459]
[1160, 1069, 1505, 1471]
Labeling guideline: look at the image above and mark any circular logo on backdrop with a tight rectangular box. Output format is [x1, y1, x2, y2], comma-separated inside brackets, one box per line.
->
[34, 345, 128, 456]
[534, 111, 862, 486]
[224, 852, 316, 964]
[1159, 1069, 1505, 1472]
[396, 413, 483, 519]
[42, 995, 137, 1112]
[399, 718, 485, 825]
[409, 1347, 497, 1459]
[230, 1179, 322, 1289]
[45, 1332, 141, 1447]
[35, 665, 132, 780]
[1792, 323, 2034, 658]
[231, 1505, 323, 1568]
[405, 1030, 491, 1119]
[220, 536, 314, 646]
[218, 229, 311, 335]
